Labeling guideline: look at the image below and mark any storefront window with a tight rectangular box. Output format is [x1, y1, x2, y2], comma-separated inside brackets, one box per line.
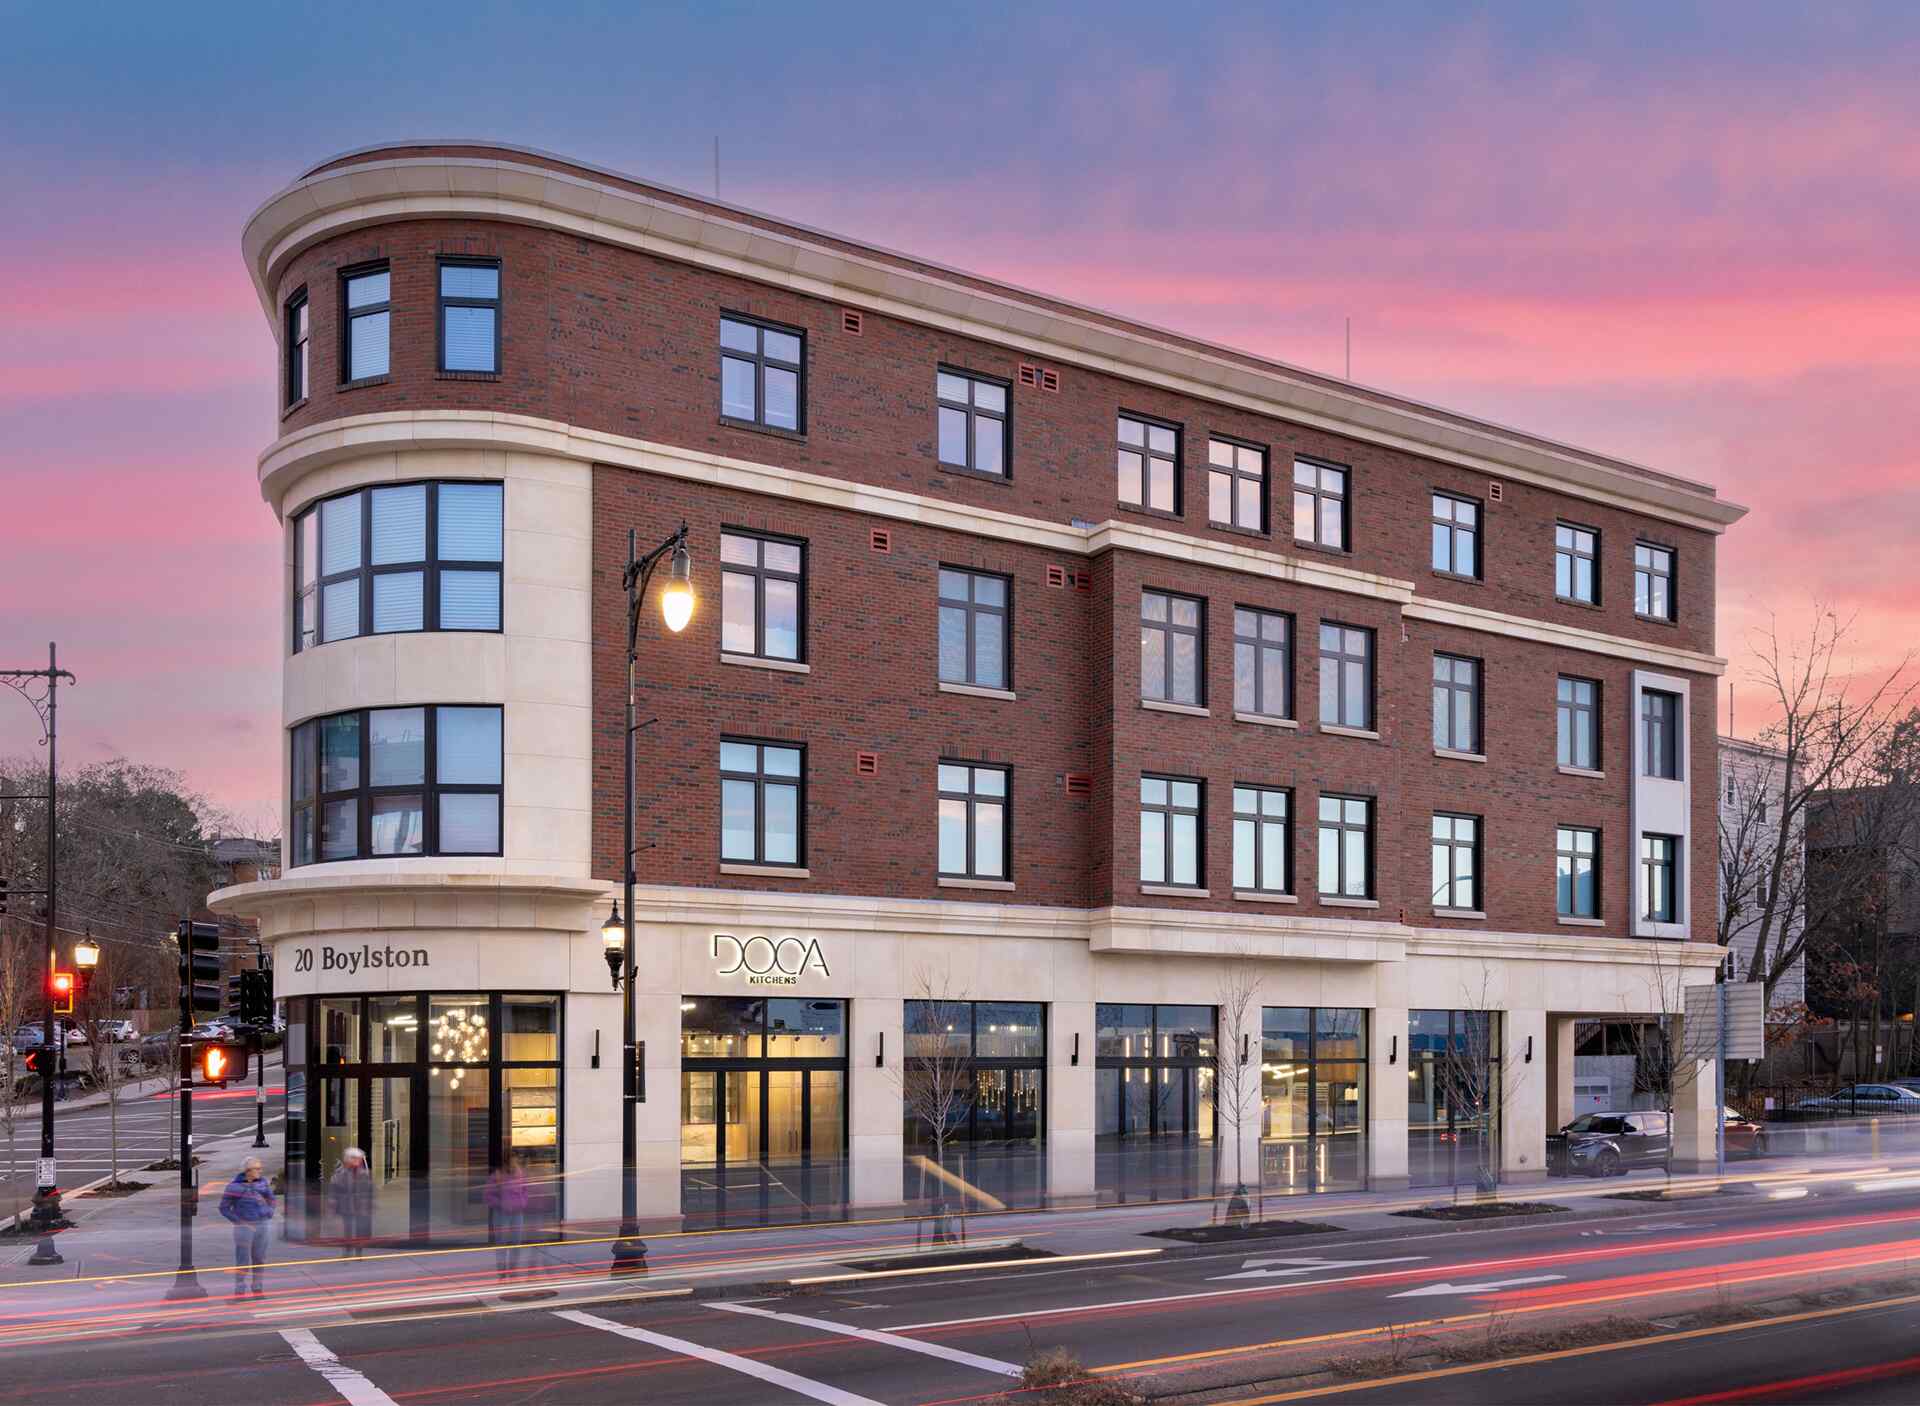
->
[1408, 1009, 1502, 1189]
[1260, 1007, 1367, 1194]
[1096, 1003, 1217, 1203]
[682, 997, 766, 1058]
[369, 996, 418, 1061]
[900, 1000, 1047, 1211]
[318, 998, 361, 1064]
[766, 999, 843, 1058]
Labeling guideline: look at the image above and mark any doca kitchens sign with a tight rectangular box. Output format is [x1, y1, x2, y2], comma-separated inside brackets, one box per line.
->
[711, 933, 830, 986]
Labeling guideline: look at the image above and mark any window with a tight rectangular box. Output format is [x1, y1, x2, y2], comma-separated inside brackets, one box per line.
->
[1557, 826, 1598, 917]
[341, 265, 390, 383]
[1431, 493, 1479, 577]
[284, 288, 309, 405]
[1292, 459, 1348, 549]
[1118, 414, 1178, 513]
[938, 762, 1009, 880]
[288, 705, 502, 866]
[1430, 813, 1480, 911]
[1318, 623, 1373, 730]
[1432, 654, 1480, 754]
[938, 568, 1009, 689]
[720, 532, 804, 662]
[1557, 677, 1599, 770]
[1232, 785, 1291, 894]
[1642, 689, 1681, 779]
[719, 740, 803, 867]
[1141, 590, 1204, 706]
[937, 369, 1008, 477]
[291, 481, 504, 651]
[1634, 543, 1675, 621]
[719, 315, 804, 432]
[1317, 795, 1372, 898]
[1140, 775, 1202, 887]
[1555, 523, 1598, 604]
[1233, 607, 1291, 718]
[1208, 437, 1266, 532]
[438, 259, 501, 373]
[1641, 834, 1678, 921]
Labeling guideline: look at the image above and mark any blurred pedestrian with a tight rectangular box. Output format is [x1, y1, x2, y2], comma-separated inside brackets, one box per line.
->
[484, 1152, 532, 1276]
[218, 1155, 276, 1295]
[327, 1146, 374, 1256]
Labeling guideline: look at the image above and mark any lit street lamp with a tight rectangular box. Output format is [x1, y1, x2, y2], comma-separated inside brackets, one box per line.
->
[612, 523, 692, 1271]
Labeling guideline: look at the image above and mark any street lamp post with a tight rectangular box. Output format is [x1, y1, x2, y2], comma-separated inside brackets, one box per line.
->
[605, 523, 692, 1271]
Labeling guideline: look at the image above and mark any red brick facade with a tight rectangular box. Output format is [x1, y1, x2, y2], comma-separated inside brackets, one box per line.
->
[272, 204, 1725, 943]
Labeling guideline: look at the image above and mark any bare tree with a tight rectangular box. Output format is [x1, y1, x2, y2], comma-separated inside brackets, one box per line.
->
[1439, 966, 1530, 1197]
[890, 966, 976, 1235]
[0, 930, 36, 1223]
[1621, 939, 1719, 1180]
[72, 941, 140, 1190]
[1211, 957, 1263, 1222]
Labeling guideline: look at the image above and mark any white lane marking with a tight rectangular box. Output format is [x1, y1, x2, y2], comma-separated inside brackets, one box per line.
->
[1389, 1275, 1565, 1299]
[1208, 1254, 1427, 1282]
[557, 1309, 888, 1405]
[279, 1327, 399, 1406]
[709, 1300, 1020, 1376]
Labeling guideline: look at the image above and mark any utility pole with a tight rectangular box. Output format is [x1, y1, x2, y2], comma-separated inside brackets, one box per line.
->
[1, 643, 76, 1265]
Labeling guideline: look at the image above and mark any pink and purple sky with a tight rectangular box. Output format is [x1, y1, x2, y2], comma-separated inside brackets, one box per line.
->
[3, 2, 1916, 819]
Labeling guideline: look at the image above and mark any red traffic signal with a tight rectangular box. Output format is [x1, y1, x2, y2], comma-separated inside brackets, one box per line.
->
[50, 971, 75, 1015]
[199, 1041, 247, 1088]
[22, 1048, 44, 1075]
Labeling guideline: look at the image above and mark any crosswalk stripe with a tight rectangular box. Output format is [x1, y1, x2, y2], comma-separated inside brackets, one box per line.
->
[280, 1327, 398, 1406]
[708, 1301, 1020, 1376]
[556, 1308, 889, 1406]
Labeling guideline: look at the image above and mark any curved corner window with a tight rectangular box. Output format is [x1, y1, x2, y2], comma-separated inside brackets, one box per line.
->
[292, 481, 503, 652]
[289, 704, 502, 866]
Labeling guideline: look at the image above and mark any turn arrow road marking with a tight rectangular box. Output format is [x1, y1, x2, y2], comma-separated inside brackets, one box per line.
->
[1208, 1255, 1428, 1282]
[1389, 1274, 1565, 1299]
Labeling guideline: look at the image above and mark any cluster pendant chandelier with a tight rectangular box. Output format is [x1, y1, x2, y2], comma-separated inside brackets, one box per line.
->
[430, 1005, 487, 1088]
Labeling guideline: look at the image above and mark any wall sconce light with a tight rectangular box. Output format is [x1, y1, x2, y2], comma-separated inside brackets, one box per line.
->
[1389, 1035, 1399, 1066]
[1241, 1032, 1251, 1066]
[1072, 1032, 1081, 1067]
[1525, 1035, 1535, 1065]
[876, 1030, 885, 1068]
[592, 1029, 601, 1070]
[637, 1040, 647, 1103]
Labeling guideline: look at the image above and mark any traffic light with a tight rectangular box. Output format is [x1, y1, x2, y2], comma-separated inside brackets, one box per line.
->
[0, 876, 9, 915]
[50, 971, 74, 1015]
[227, 972, 247, 1021]
[198, 1041, 247, 1087]
[176, 920, 222, 1015]
[244, 968, 274, 1026]
[22, 1048, 43, 1076]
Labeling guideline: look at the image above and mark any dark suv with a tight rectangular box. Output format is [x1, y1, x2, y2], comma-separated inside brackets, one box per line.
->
[1548, 1110, 1671, 1177]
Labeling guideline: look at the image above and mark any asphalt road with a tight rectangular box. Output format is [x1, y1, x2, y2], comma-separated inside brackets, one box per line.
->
[4, 1175, 1920, 1404]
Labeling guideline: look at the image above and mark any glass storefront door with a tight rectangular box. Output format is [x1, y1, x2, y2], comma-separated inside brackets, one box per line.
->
[681, 998, 849, 1227]
[1095, 1004, 1216, 1202]
[1260, 1007, 1368, 1195]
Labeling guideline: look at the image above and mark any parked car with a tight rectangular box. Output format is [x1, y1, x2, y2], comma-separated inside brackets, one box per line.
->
[11, 1026, 46, 1051]
[188, 1021, 236, 1041]
[1791, 1084, 1920, 1116]
[1548, 1110, 1672, 1177]
[1723, 1106, 1768, 1158]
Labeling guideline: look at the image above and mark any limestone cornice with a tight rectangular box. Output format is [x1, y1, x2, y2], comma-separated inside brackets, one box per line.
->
[243, 148, 1745, 535]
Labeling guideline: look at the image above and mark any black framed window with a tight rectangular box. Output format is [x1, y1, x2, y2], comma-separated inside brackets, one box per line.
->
[1208, 437, 1266, 532]
[438, 258, 501, 373]
[720, 531, 804, 662]
[1557, 826, 1598, 917]
[1233, 607, 1292, 719]
[1641, 834, 1679, 921]
[938, 568, 1009, 689]
[1292, 459, 1348, 549]
[1318, 623, 1373, 730]
[289, 704, 502, 867]
[292, 481, 503, 652]
[1634, 543, 1675, 621]
[938, 762, 1009, 880]
[1233, 785, 1291, 895]
[341, 264, 390, 383]
[1118, 414, 1179, 514]
[1430, 812, 1480, 912]
[720, 739, 803, 866]
[1432, 653, 1481, 754]
[1431, 492, 1479, 577]
[936, 369, 1008, 477]
[285, 288, 309, 405]
[1140, 775, 1202, 887]
[1141, 590, 1204, 706]
[720, 315, 804, 432]
[1317, 794, 1372, 898]
[1557, 676, 1600, 770]
[1642, 689, 1681, 779]
[1555, 522, 1598, 604]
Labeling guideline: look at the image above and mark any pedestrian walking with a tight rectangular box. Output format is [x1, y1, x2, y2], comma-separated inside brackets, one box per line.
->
[218, 1156, 276, 1296]
[327, 1146, 374, 1255]
[484, 1152, 533, 1277]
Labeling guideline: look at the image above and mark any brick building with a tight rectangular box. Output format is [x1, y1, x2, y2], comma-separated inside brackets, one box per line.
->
[213, 142, 1742, 1240]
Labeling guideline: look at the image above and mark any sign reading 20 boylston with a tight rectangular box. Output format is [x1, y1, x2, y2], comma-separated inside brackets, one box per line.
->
[711, 933, 830, 986]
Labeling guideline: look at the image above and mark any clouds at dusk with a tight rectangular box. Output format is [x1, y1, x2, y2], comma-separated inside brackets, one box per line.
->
[3, 1, 1917, 815]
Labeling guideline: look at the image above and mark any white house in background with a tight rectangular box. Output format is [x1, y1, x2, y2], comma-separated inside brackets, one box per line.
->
[1719, 736, 1806, 1009]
